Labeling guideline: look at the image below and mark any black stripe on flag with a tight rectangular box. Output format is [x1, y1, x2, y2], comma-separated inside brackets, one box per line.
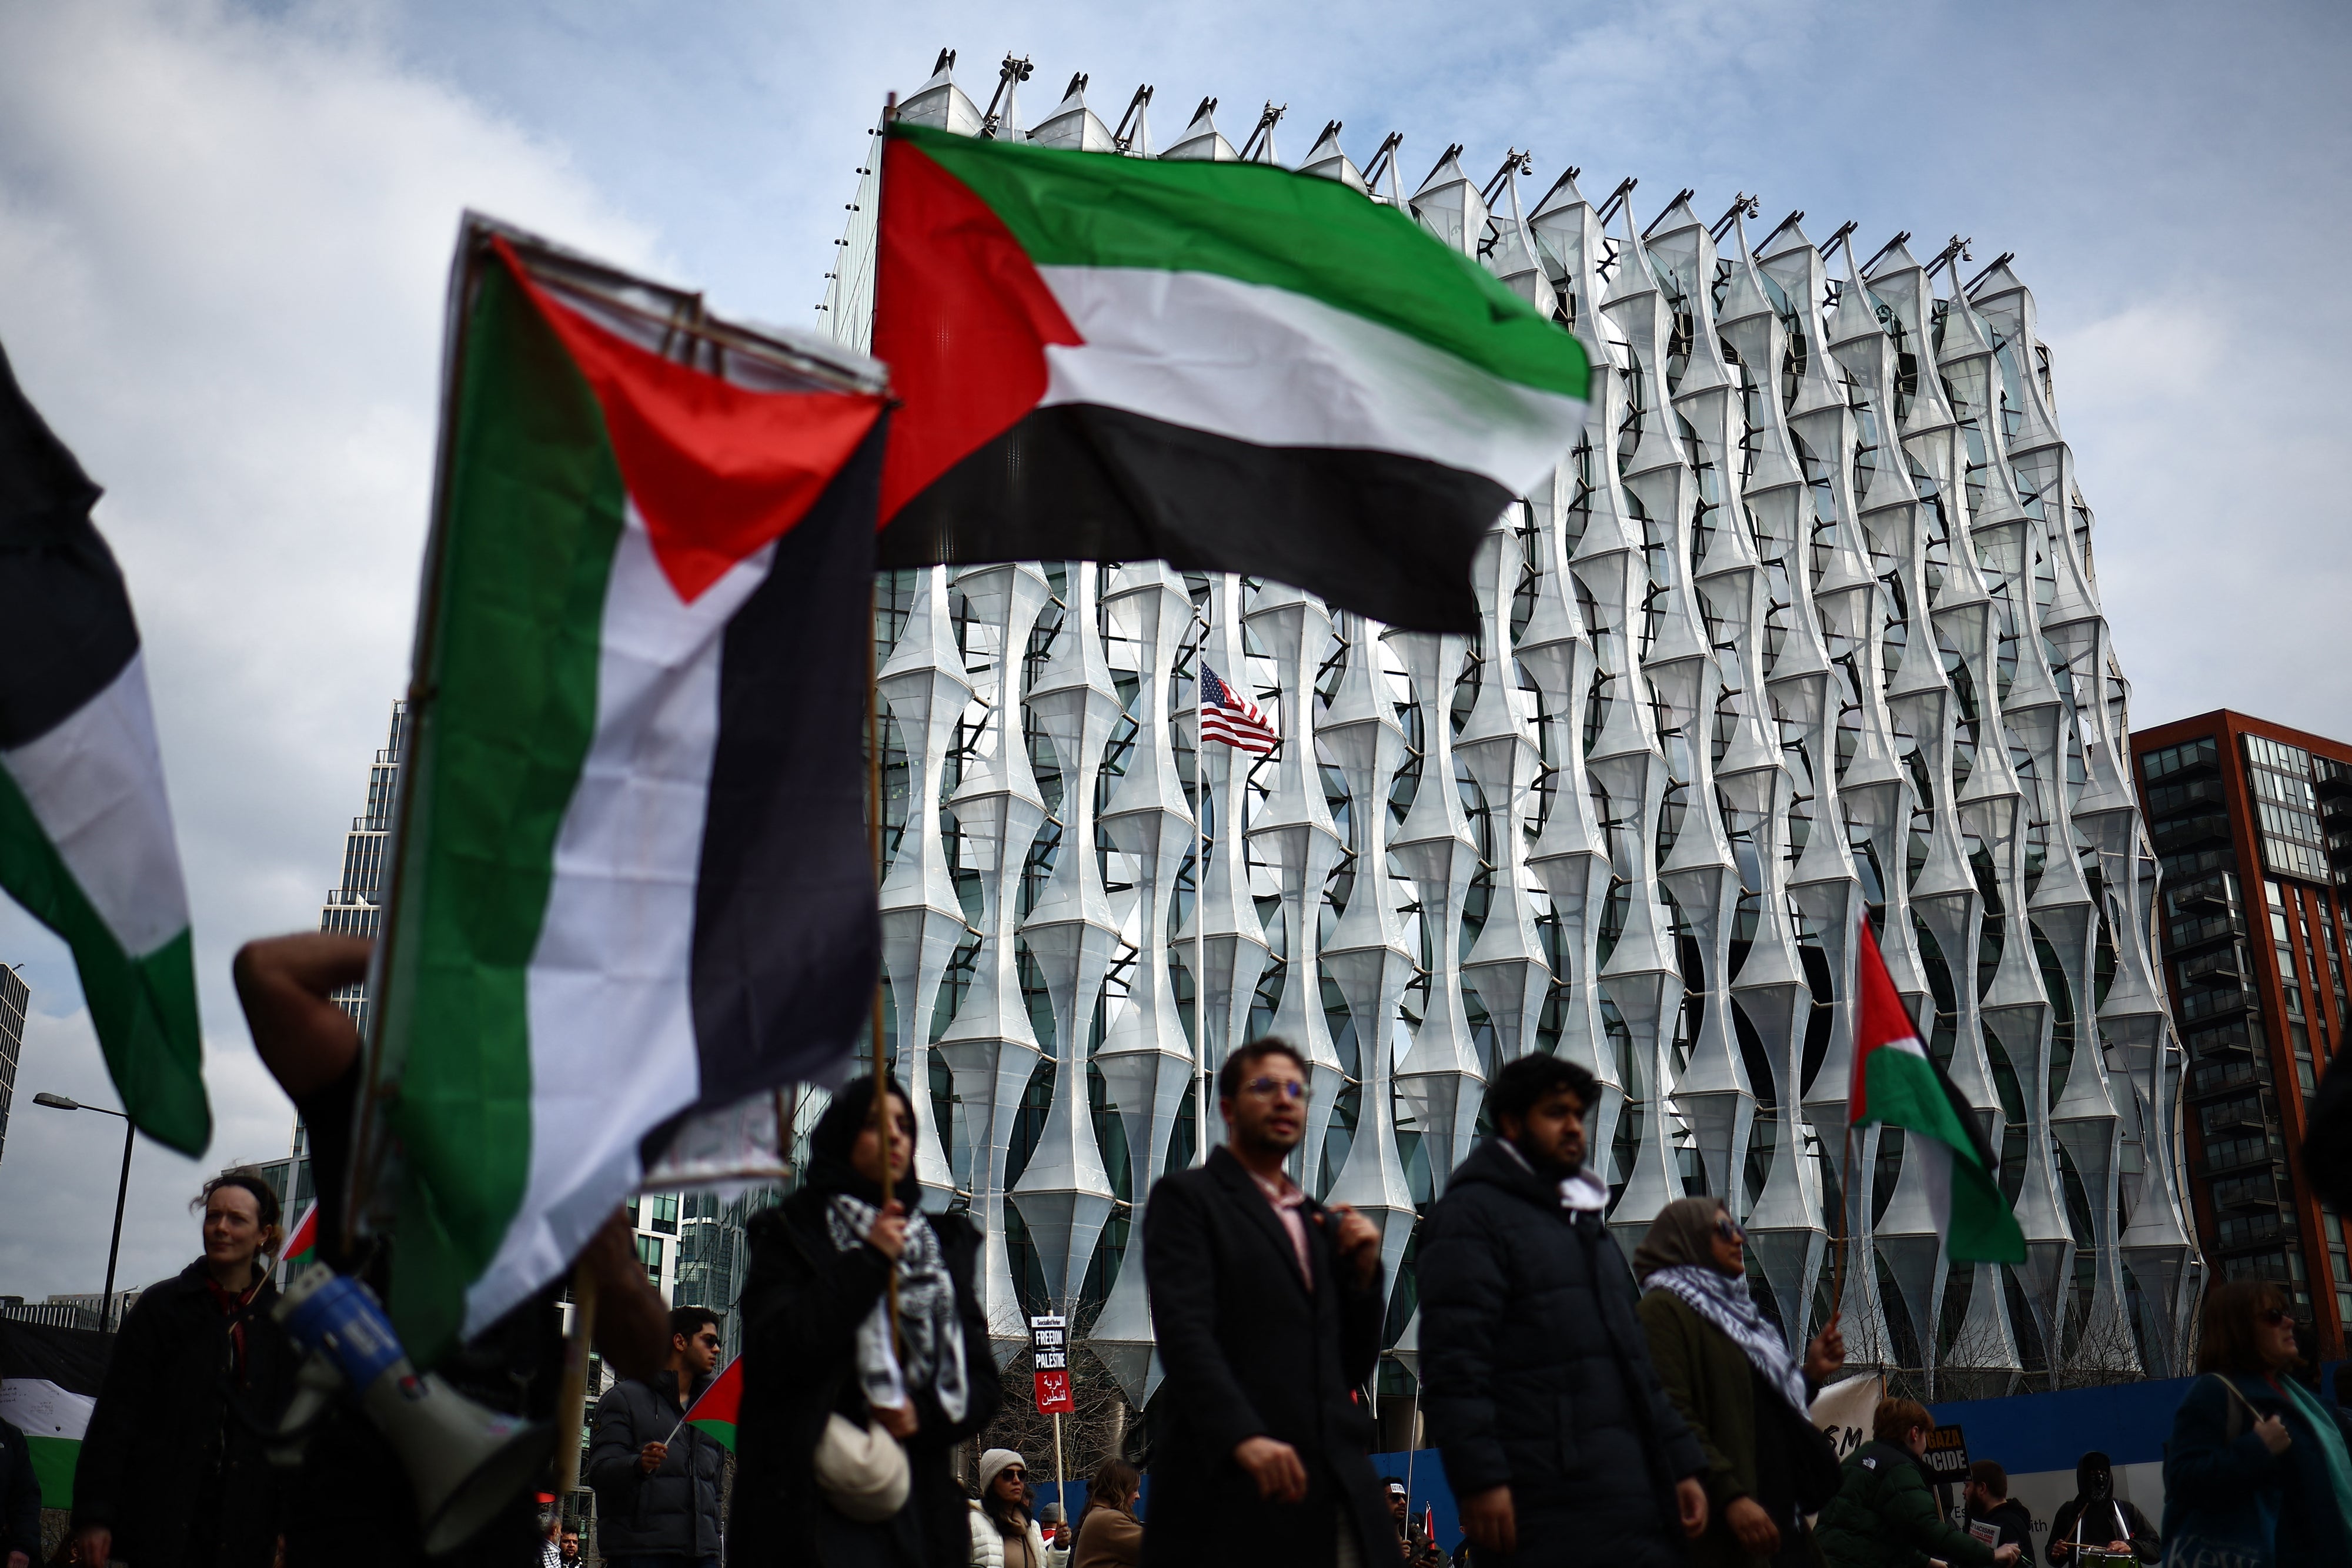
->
[877, 402, 1509, 635]
[684, 416, 886, 1109]
[0, 341, 139, 750]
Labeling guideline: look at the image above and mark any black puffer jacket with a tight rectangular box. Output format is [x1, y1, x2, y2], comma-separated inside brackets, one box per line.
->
[71, 1261, 295, 1568]
[587, 1372, 724, 1557]
[1418, 1141, 1705, 1565]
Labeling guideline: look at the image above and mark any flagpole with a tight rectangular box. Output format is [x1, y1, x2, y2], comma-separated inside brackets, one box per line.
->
[1194, 621, 1208, 1166]
[864, 188, 903, 1351]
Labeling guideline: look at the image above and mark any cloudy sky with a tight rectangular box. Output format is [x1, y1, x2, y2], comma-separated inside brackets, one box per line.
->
[0, 0, 2344, 1301]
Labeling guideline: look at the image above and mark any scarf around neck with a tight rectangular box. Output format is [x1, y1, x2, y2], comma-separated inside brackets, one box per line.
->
[1633, 1196, 1806, 1413]
[823, 1193, 969, 1423]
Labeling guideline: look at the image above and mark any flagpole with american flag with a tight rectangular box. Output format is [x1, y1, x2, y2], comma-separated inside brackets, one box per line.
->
[1195, 650, 1281, 1161]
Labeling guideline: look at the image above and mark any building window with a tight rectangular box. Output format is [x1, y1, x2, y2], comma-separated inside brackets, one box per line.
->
[643, 1193, 680, 1236]
[634, 1233, 664, 1285]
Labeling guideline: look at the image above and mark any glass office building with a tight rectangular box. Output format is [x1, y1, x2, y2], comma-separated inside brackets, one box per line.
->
[2132, 711, 2352, 1354]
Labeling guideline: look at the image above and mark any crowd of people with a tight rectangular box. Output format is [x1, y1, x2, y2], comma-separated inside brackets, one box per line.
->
[15, 934, 2352, 1567]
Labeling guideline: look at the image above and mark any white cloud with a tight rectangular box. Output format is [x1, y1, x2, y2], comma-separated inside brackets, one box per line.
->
[0, 0, 656, 1299]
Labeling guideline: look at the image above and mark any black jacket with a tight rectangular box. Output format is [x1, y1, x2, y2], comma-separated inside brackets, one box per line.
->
[0, 1416, 41, 1562]
[1976, 1497, 2034, 1551]
[2046, 1495, 2155, 1563]
[1140, 1146, 1398, 1568]
[1418, 1141, 1706, 1567]
[727, 1190, 997, 1568]
[71, 1261, 294, 1568]
[587, 1371, 724, 1557]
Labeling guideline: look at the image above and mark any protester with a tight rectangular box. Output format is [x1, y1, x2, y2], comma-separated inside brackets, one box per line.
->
[1633, 1197, 1846, 1567]
[1962, 1462, 2034, 1553]
[1383, 1478, 1444, 1568]
[2044, 1451, 2155, 1563]
[587, 1305, 727, 1567]
[558, 1527, 582, 1564]
[539, 1515, 564, 1568]
[0, 1409, 39, 1568]
[1419, 1053, 1708, 1567]
[69, 1168, 296, 1568]
[968, 1450, 1047, 1568]
[1140, 1037, 1394, 1567]
[729, 1074, 998, 1567]
[232, 932, 673, 1567]
[1035, 1502, 1070, 1568]
[1071, 1461, 1141, 1568]
[2160, 1280, 2352, 1564]
[1813, 1398, 2017, 1568]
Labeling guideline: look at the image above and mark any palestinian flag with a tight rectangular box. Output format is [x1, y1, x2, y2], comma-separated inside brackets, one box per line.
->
[0, 340, 206, 1155]
[279, 1199, 319, 1283]
[873, 121, 1590, 634]
[373, 229, 888, 1360]
[1849, 918, 2026, 1262]
[681, 1355, 743, 1452]
[0, 1316, 108, 1508]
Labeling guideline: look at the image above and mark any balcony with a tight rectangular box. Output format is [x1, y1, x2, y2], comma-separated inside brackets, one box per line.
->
[2154, 813, 2234, 854]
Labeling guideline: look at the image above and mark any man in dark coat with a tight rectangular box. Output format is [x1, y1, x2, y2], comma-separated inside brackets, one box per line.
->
[1141, 1037, 1395, 1568]
[1963, 1462, 2036, 1553]
[587, 1306, 727, 1566]
[2045, 1452, 2157, 1563]
[1419, 1052, 1709, 1568]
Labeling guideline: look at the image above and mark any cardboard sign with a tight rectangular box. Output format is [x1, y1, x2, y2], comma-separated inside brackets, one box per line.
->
[1923, 1423, 1970, 1482]
[1030, 1315, 1074, 1415]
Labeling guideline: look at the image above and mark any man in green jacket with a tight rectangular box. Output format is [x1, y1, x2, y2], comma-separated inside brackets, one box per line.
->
[1813, 1399, 2020, 1568]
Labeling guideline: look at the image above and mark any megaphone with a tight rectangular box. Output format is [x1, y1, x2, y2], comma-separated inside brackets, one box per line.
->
[273, 1262, 558, 1555]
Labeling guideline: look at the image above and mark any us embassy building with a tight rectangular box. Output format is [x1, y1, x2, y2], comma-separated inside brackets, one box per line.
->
[811, 51, 2197, 1407]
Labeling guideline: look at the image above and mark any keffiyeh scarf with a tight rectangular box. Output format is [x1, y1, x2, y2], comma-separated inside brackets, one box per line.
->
[825, 1193, 970, 1423]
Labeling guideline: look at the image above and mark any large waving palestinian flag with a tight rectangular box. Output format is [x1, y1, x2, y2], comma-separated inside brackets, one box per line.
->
[874, 121, 1590, 634]
[0, 1316, 108, 1508]
[1849, 918, 2026, 1263]
[373, 232, 887, 1359]
[0, 341, 207, 1155]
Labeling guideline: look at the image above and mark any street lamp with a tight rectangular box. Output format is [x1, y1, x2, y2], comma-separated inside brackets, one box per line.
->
[33, 1093, 135, 1335]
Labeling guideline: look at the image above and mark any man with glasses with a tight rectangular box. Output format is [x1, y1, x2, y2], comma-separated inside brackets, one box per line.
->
[587, 1305, 729, 1568]
[1142, 1037, 1397, 1567]
[1419, 1054, 1709, 1567]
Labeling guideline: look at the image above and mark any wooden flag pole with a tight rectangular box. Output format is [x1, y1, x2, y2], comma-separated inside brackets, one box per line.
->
[1828, 1122, 1857, 1323]
[553, 1267, 599, 1498]
[864, 109, 903, 1352]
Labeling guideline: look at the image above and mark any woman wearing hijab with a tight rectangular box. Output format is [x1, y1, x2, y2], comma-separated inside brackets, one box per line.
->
[1632, 1198, 1845, 1567]
[70, 1170, 295, 1567]
[730, 1075, 1000, 1567]
[2161, 1280, 2352, 1566]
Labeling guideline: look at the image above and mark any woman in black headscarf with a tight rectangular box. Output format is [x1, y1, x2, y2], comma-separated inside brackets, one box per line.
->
[1633, 1197, 1846, 1567]
[730, 1075, 999, 1567]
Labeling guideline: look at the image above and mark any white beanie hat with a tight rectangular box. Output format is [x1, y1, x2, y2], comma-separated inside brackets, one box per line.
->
[977, 1448, 1027, 1495]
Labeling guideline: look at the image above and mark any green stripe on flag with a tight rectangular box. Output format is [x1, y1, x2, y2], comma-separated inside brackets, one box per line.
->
[26, 1433, 77, 1509]
[1860, 1046, 2026, 1263]
[893, 122, 1589, 402]
[0, 764, 206, 1154]
[379, 259, 629, 1360]
[687, 1417, 736, 1453]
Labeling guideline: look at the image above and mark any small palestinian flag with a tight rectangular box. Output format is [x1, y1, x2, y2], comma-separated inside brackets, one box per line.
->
[874, 121, 1590, 634]
[1849, 918, 2025, 1262]
[374, 227, 888, 1361]
[681, 1355, 743, 1452]
[0, 1316, 107, 1507]
[0, 340, 206, 1155]
[279, 1199, 319, 1283]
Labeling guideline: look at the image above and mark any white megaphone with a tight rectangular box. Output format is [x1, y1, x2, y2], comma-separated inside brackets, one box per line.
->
[273, 1262, 557, 1555]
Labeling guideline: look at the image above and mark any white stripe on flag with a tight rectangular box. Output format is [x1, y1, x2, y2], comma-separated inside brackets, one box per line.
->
[1035, 267, 1586, 498]
[0, 1378, 94, 1441]
[0, 653, 189, 956]
[463, 504, 773, 1338]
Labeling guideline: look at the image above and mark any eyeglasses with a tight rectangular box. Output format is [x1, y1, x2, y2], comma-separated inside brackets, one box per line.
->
[2259, 1308, 2293, 1327]
[1245, 1078, 1307, 1102]
[1716, 1216, 1747, 1245]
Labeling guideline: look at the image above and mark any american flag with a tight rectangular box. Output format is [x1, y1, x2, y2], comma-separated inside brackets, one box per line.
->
[1198, 661, 1279, 754]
